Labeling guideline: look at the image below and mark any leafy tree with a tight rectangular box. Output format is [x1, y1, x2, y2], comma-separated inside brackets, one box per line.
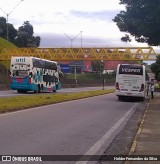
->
[14, 21, 40, 47]
[113, 0, 160, 46]
[0, 17, 7, 38]
[91, 61, 104, 77]
[0, 17, 17, 42]
[7, 23, 17, 43]
[0, 18, 40, 47]
[150, 56, 160, 81]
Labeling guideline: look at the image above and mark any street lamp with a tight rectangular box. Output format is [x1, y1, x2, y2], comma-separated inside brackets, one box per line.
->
[64, 31, 82, 48]
[0, 0, 24, 87]
[0, 0, 24, 42]
[64, 31, 83, 82]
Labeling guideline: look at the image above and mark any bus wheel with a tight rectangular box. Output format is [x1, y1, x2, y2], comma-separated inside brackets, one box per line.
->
[37, 84, 41, 93]
[21, 90, 27, 93]
[56, 84, 59, 90]
[17, 90, 22, 93]
[41, 84, 43, 91]
[141, 97, 145, 101]
[33, 85, 40, 94]
[118, 96, 122, 101]
[53, 89, 56, 93]
[34, 90, 37, 93]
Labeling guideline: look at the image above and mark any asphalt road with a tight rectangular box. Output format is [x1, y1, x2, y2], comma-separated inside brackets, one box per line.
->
[0, 86, 114, 97]
[0, 92, 144, 164]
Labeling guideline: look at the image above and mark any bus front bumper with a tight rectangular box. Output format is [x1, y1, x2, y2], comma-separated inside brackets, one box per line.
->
[116, 91, 145, 98]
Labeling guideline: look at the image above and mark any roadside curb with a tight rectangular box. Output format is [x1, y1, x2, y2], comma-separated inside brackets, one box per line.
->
[125, 98, 150, 164]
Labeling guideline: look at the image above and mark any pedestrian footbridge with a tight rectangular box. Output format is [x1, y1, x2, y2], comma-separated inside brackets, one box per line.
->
[0, 47, 158, 61]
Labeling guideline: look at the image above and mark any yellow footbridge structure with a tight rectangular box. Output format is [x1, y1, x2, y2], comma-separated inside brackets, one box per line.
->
[0, 47, 158, 61]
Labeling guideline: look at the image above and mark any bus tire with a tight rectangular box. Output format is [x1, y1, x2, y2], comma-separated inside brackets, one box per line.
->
[34, 85, 41, 93]
[37, 84, 41, 93]
[41, 84, 43, 91]
[56, 84, 59, 90]
[118, 96, 122, 101]
[34, 90, 37, 93]
[141, 97, 145, 101]
[17, 90, 22, 93]
[21, 90, 27, 93]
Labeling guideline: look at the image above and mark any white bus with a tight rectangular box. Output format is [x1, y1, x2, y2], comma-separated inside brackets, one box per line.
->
[10, 56, 63, 93]
[115, 64, 148, 101]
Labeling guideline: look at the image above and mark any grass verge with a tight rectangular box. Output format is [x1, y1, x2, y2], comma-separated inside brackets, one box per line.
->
[0, 89, 115, 113]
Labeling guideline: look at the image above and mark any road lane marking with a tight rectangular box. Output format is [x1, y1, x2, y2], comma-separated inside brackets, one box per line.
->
[76, 103, 138, 164]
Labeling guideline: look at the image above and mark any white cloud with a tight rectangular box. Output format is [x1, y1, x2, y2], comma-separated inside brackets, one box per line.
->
[0, 0, 152, 49]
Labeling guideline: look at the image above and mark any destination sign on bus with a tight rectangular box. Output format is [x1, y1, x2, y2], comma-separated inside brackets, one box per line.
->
[121, 68, 141, 73]
[119, 65, 143, 75]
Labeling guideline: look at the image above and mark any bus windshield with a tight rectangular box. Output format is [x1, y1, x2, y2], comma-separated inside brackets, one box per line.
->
[12, 70, 28, 78]
[119, 65, 143, 75]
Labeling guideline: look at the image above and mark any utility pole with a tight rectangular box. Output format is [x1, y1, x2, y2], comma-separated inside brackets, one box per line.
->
[0, 0, 24, 42]
[0, 0, 24, 88]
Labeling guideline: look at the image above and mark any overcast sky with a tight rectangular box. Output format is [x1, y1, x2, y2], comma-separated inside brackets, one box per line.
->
[1, 0, 153, 49]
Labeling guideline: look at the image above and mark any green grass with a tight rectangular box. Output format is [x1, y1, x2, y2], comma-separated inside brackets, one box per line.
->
[0, 89, 115, 113]
[0, 37, 16, 49]
[0, 37, 16, 69]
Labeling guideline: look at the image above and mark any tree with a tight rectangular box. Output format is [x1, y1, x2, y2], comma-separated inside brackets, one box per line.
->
[14, 21, 40, 47]
[0, 17, 7, 38]
[0, 17, 17, 42]
[0, 18, 40, 47]
[7, 23, 17, 43]
[91, 61, 104, 78]
[113, 0, 160, 46]
[150, 56, 160, 82]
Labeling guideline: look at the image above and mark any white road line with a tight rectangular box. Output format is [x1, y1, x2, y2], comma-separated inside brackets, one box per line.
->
[76, 103, 138, 164]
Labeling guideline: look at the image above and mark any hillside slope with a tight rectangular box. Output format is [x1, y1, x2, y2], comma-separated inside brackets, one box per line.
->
[0, 37, 17, 89]
[0, 37, 16, 68]
[0, 37, 16, 49]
